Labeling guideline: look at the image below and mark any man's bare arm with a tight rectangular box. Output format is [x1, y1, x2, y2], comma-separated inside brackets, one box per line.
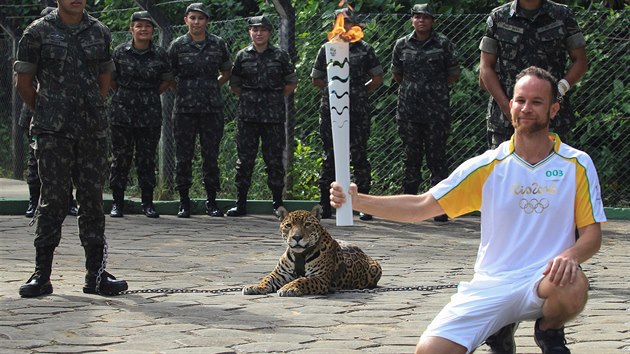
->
[330, 182, 445, 223]
[479, 51, 510, 120]
[98, 71, 112, 97]
[16, 72, 37, 110]
[564, 47, 588, 87]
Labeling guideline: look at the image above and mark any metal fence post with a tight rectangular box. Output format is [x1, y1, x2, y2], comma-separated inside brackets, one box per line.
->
[271, 0, 296, 200]
[0, 15, 24, 180]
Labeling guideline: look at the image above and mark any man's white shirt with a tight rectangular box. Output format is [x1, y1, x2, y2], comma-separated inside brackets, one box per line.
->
[430, 134, 606, 279]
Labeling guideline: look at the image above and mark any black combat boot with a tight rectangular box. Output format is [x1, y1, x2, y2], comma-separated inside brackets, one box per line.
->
[68, 191, 79, 216]
[485, 322, 518, 354]
[205, 190, 223, 217]
[271, 188, 284, 218]
[83, 245, 128, 296]
[25, 185, 39, 218]
[534, 319, 569, 354]
[109, 188, 124, 218]
[357, 186, 373, 221]
[319, 185, 332, 219]
[226, 190, 247, 217]
[141, 189, 159, 218]
[19, 246, 55, 297]
[177, 189, 191, 218]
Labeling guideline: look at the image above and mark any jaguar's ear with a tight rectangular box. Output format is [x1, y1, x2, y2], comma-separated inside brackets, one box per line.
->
[311, 204, 322, 221]
[277, 206, 288, 221]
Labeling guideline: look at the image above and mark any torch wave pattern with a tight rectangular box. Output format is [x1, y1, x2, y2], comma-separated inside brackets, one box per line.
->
[330, 75, 349, 83]
[330, 58, 349, 68]
[330, 73, 349, 128]
[330, 90, 349, 99]
[331, 106, 349, 115]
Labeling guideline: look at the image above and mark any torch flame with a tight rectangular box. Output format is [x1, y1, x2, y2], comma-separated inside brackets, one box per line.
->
[327, 6, 364, 43]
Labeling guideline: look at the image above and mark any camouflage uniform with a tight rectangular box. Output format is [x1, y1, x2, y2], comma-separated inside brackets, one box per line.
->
[229, 43, 297, 203]
[14, 9, 113, 248]
[168, 31, 231, 196]
[311, 40, 383, 194]
[20, 100, 77, 218]
[109, 40, 172, 193]
[18, 103, 40, 192]
[480, 0, 586, 147]
[391, 30, 460, 194]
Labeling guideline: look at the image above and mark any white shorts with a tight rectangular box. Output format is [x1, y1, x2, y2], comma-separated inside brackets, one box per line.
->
[420, 267, 546, 353]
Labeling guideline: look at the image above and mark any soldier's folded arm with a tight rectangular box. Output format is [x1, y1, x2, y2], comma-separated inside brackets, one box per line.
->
[229, 74, 242, 95]
[283, 72, 298, 96]
[365, 66, 384, 92]
[159, 71, 175, 94]
[564, 46, 588, 88]
[15, 72, 37, 111]
[479, 49, 510, 119]
[218, 69, 231, 87]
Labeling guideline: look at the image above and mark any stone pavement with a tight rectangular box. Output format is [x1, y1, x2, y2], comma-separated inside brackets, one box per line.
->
[0, 211, 628, 354]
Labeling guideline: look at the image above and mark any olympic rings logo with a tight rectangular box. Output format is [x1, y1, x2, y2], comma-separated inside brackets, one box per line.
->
[519, 198, 550, 214]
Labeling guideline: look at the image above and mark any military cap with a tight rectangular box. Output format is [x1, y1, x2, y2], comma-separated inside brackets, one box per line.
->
[185, 2, 210, 18]
[130, 11, 157, 27]
[40, 6, 55, 16]
[248, 15, 272, 30]
[411, 3, 434, 18]
[334, 8, 358, 24]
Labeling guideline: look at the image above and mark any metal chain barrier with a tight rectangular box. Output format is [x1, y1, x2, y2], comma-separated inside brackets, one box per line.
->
[118, 283, 458, 295]
[120, 287, 244, 295]
[94, 240, 109, 294]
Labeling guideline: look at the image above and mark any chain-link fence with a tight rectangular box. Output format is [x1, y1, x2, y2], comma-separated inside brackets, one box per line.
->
[1, 9, 628, 207]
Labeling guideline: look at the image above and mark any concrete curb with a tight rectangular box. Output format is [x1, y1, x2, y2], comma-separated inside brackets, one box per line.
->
[0, 198, 628, 220]
[0, 198, 323, 217]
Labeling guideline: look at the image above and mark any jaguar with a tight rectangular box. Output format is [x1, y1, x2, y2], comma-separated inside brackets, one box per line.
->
[243, 205, 382, 296]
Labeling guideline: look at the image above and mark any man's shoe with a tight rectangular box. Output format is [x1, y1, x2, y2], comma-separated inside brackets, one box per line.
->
[19, 246, 55, 298]
[434, 214, 449, 222]
[226, 205, 247, 217]
[83, 271, 128, 296]
[19, 273, 53, 298]
[25, 200, 37, 218]
[110, 203, 124, 217]
[359, 212, 373, 221]
[177, 207, 190, 218]
[272, 200, 284, 218]
[142, 203, 160, 218]
[68, 205, 79, 216]
[534, 318, 570, 354]
[206, 200, 224, 217]
[486, 322, 518, 354]
[177, 199, 191, 218]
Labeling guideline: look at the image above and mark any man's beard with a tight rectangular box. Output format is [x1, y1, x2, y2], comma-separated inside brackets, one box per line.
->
[515, 120, 548, 135]
[512, 113, 550, 135]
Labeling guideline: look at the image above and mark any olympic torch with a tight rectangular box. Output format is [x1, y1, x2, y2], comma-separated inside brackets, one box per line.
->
[325, 7, 363, 226]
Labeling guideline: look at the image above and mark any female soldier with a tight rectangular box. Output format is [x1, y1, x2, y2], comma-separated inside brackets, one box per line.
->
[109, 11, 172, 218]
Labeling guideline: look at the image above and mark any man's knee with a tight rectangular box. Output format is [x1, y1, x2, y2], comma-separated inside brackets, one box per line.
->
[416, 336, 467, 354]
[540, 271, 589, 315]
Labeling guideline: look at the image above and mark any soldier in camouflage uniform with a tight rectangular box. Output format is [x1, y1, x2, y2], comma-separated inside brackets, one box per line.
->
[311, 8, 383, 220]
[14, 0, 128, 298]
[108, 11, 173, 219]
[168, 3, 231, 218]
[391, 4, 460, 222]
[479, 0, 588, 148]
[20, 6, 78, 219]
[226, 15, 297, 217]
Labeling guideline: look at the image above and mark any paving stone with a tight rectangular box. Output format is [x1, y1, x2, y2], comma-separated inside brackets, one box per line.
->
[0, 215, 627, 353]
